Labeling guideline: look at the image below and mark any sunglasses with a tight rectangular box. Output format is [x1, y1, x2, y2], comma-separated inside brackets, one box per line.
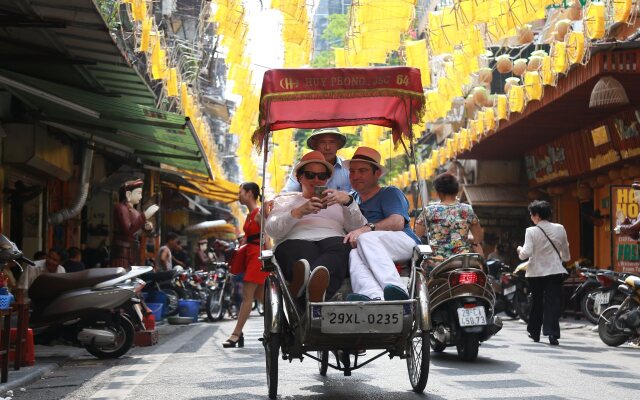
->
[302, 171, 331, 180]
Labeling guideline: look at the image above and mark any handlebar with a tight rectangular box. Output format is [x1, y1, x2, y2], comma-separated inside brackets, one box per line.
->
[18, 256, 35, 266]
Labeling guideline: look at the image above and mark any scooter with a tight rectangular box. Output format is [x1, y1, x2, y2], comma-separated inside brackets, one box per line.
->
[598, 274, 640, 347]
[504, 261, 531, 322]
[0, 235, 152, 359]
[426, 253, 502, 361]
[486, 259, 517, 319]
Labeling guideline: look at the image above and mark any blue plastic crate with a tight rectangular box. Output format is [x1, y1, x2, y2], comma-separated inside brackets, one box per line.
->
[178, 299, 200, 323]
[146, 302, 164, 321]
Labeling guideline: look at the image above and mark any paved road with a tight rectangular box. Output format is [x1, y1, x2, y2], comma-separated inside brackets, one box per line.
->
[13, 313, 640, 399]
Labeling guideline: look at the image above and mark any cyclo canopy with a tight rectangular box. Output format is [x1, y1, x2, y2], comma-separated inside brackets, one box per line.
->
[252, 67, 425, 147]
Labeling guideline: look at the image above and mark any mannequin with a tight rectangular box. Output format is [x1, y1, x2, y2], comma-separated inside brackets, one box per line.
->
[111, 179, 159, 270]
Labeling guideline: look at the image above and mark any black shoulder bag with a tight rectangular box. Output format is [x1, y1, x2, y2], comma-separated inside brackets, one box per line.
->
[537, 225, 569, 277]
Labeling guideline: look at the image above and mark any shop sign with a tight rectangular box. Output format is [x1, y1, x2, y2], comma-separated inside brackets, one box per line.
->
[524, 145, 569, 184]
[611, 185, 640, 274]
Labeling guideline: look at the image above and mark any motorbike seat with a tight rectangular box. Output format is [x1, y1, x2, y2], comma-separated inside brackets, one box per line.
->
[29, 268, 127, 300]
[429, 253, 484, 278]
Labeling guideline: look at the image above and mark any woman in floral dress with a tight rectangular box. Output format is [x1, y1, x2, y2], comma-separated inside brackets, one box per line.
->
[415, 172, 484, 261]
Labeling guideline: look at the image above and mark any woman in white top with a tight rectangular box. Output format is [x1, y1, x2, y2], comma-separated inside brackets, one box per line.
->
[517, 200, 570, 346]
[266, 151, 367, 302]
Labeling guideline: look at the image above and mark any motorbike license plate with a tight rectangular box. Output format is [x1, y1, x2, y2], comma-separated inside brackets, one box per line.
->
[594, 291, 610, 305]
[457, 306, 487, 327]
[503, 285, 516, 296]
[320, 304, 403, 334]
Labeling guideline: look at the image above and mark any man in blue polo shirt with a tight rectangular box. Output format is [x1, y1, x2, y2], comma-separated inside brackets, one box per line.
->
[342, 146, 420, 301]
[282, 128, 351, 193]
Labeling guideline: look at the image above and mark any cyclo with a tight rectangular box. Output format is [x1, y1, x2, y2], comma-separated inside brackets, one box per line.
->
[252, 67, 432, 399]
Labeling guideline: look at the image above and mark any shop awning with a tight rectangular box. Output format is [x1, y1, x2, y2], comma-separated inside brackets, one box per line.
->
[162, 176, 238, 204]
[0, 69, 212, 178]
[178, 192, 212, 216]
[462, 185, 529, 207]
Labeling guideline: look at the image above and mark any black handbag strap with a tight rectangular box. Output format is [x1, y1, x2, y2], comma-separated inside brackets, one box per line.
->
[537, 225, 562, 261]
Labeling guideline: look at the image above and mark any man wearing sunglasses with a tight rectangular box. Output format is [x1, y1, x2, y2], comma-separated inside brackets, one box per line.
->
[282, 128, 351, 193]
[266, 151, 366, 305]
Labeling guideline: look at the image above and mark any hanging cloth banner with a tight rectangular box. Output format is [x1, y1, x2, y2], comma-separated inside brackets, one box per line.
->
[252, 67, 425, 148]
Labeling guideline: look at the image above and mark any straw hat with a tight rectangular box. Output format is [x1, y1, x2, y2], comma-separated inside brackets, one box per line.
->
[344, 146, 387, 177]
[306, 128, 347, 150]
[293, 151, 334, 181]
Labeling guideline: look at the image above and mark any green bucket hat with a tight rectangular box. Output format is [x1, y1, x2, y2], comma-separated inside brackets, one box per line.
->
[306, 128, 347, 150]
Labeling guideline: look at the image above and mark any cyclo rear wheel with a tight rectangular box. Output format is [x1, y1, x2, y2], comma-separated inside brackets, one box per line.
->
[263, 276, 281, 399]
[318, 351, 329, 376]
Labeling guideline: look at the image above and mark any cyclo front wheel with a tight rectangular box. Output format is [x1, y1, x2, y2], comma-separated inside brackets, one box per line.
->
[407, 270, 430, 393]
[407, 329, 430, 392]
[263, 276, 281, 399]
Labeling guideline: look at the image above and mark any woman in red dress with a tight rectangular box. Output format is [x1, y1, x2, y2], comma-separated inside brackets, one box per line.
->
[223, 182, 269, 348]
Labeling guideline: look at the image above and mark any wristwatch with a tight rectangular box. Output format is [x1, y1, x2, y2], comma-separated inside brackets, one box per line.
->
[366, 222, 376, 231]
[344, 195, 354, 206]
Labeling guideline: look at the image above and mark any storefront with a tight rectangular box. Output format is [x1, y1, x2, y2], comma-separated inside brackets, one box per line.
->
[460, 48, 640, 273]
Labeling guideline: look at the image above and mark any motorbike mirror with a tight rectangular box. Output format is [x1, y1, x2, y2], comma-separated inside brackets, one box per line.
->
[0, 234, 24, 264]
[18, 256, 35, 266]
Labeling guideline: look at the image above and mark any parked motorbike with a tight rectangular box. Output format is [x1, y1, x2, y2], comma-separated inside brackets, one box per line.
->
[141, 269, 182, 317]
[503, 261, 531, 322]
[575, 267, 628, 324]
[206, 262, 234, 321]
[598, 274, 640, 347]
[426, 253, 502, 361]
[0, 235, 150, 359]
[486, 259, 517, 319]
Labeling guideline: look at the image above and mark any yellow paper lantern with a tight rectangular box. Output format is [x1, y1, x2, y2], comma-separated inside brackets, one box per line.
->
[508, 85, 525, 113]
[524, 71, 543, 101]
[496, 94, 508, 119]
[166, 68, 178, 97]
[483, 107, 496, 131]
[566, 31, 586, 65]
[541, 55, 556, 86]
[140, 17, 152, 52]
[613, 0, 633, 23]
[551, 41, 568, 74]
[585, 2, 605, 40]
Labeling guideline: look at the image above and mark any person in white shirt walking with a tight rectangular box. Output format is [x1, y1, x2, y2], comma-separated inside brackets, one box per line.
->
[517, 200, 570, 346]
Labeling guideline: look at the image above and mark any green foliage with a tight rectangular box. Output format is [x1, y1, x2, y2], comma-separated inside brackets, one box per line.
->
[96, 0, 119, 29]
[312, 14, 349, 67]
[383, 155, 410, 179]
[321, 14, 348, 47]
[311, 50, 332, 68]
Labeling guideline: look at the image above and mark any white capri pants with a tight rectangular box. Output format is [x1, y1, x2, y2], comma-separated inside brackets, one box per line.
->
[349, 230, 416, 299]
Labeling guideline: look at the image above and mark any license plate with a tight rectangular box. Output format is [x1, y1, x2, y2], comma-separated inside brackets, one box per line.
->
[594, 291, 610, 305]
[503, 285, 516, 295]
[457, 306, 487, 327]
[320, 304, 403, 334]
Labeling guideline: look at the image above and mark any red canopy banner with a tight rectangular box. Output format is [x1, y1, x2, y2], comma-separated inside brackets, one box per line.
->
[252, 67, 425, 149]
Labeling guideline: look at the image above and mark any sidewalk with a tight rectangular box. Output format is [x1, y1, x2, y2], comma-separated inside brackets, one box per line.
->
[0, 322, 178, 395]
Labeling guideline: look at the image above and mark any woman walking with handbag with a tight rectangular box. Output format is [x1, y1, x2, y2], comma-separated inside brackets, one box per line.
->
[517, 200, 571, 346]
[222, 182, 269, 348]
